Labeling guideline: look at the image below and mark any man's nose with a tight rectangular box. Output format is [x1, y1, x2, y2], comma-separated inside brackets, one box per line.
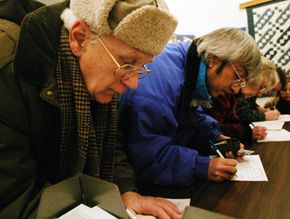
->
[122, 75, 139, 90]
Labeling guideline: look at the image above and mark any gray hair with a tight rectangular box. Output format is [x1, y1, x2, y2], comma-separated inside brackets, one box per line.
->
[194, 27, 261, 78]
[247, 56, 279, 91]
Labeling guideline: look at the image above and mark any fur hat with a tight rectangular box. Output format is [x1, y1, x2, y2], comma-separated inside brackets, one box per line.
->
[61, 0, 177, 55]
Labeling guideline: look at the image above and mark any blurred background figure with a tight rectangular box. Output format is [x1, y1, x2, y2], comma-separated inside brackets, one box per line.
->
[265, 72, 290, 114]
[236, 57, 282, 124]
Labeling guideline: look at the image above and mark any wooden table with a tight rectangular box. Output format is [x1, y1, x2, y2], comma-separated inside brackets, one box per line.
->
[139, 123, 290, 219]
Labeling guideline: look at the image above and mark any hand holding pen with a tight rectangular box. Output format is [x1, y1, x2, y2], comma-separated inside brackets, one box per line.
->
[251, 123, 267, 140]
[208, 140, 238, 182]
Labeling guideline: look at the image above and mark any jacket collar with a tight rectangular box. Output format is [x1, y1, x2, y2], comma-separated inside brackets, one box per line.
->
[177, 42, 202, 125]
[13, 0, 69, 87]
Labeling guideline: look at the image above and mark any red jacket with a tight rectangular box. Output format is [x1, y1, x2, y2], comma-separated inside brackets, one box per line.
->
[204, 94, 252, 144]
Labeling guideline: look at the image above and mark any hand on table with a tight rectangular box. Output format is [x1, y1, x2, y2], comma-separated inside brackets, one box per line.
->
[122, 191, 182, 219]
[225, 142, 245, 162]
[265, 109, 280, 120]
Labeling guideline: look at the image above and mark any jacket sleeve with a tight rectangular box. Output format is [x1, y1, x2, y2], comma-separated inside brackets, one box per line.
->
[0, 121, 45, 219]
[0, 64, 48, 219]
[120, 94, 210, 186]
[191, 106, 221, 141]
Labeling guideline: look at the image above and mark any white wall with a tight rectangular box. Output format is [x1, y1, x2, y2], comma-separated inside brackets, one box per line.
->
[165, 0, 248, 36]
[39, 0, 249, 36]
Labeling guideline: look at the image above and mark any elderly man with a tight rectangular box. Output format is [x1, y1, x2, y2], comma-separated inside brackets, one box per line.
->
[120, 28, 262, 188]
[0, 0, 178, 218]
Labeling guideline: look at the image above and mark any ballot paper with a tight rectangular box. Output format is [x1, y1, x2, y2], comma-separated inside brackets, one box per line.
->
[258, 129, 290, 142]
[59, 204, 117, 219]
[278, 114, 290, 122]
[252, 120, 285, 130]
[242, 149, 255, 155]
[231, 155, 268, 181]
[167, 198, 191, 212]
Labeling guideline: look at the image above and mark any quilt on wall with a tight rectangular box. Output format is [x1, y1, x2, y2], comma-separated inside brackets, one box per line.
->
[247, 0, 290, 76]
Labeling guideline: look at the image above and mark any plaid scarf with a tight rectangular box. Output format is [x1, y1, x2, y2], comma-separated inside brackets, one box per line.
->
[55, 26, 117, 181]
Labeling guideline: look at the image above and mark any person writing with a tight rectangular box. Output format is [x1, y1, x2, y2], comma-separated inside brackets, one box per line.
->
[265, 70, 289, 114]
[236, 65, 286, 124]
[120, 28, 262, 188]
[205, 57, 280, 143]
[0, 0, 179, 218]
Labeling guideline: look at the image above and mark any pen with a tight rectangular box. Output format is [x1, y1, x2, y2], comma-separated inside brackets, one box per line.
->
[210, 140, 225, 158]
[251, 122, 256, 128]
[126, 208, 138, 219]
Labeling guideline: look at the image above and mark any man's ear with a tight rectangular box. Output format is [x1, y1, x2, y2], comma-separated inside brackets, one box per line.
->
[69, 20, 91, 57]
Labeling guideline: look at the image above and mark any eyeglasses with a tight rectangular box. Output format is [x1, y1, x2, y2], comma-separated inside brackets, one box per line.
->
[96, 35, 151, 80]
[230, 63, 247, 88]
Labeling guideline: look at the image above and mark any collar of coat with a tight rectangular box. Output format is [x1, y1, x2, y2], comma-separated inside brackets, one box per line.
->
[177, 41, 204, 126]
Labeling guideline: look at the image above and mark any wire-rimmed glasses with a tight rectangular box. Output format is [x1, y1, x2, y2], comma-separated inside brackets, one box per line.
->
[230, 63, 247, 88]
[96, 35, 151, 80]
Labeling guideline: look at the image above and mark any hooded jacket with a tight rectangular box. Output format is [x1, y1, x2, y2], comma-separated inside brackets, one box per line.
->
[120, 42, 221, 187]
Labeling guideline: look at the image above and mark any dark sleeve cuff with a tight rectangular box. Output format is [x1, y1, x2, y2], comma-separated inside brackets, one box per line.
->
[192, 156, 210, 179]
[114, 177, 138, 194]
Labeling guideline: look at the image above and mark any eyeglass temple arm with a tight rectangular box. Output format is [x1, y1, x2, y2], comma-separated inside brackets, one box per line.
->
[96, 35, 121, 68]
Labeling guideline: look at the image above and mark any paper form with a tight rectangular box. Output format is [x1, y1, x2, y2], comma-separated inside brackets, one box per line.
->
[167, 198, 190, 212]
[278, 114, 290, 122]
[58, 204, 118, 219]
[231, 155, 268, 181]
[252, 120, 285, 130]
[258, 129, 290, 142]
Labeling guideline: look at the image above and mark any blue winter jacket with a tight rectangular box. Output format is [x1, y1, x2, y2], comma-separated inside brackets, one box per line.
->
[120, 42, 221, 186]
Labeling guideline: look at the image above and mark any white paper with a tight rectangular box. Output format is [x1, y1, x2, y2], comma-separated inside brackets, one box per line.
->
[242, 149, 255, 155]
[258, 129, 290, 142]
[278, 114, 290, 122]
[166, 198, 190, 212]
[252, 120, 285, 130]
[231, 155, 268, 181]
[91, 206, 118, 219]
[58, 204, 117, 219]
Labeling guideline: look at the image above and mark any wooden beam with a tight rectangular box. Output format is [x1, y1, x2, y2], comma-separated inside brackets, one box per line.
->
[240, 0, 272, 9]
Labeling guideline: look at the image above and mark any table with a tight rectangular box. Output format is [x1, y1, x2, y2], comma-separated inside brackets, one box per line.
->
[139, 122, 290, 219]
